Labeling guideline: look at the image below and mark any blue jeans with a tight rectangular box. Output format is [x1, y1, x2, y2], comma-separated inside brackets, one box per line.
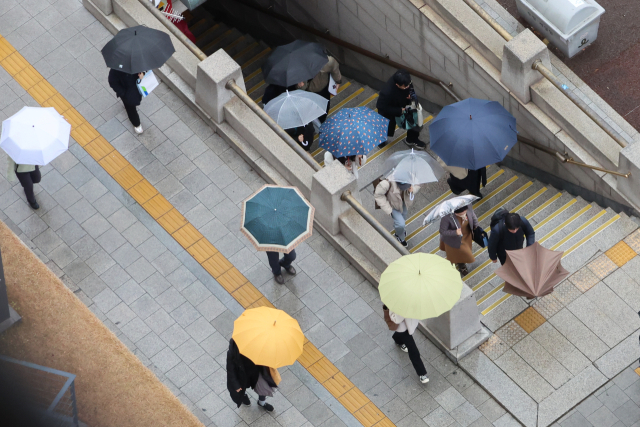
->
[391, 202, 409, 238]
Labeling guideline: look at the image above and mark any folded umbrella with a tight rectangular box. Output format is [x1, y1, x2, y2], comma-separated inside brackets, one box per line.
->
[319, 107, 388, 157]
[101, 25, 175, 74]
[232, 307, 304, 368]
[496, 242, 570, 299]
[422, 194, 479, 226]
[379, 253, 463, 319]
[241, 185, 314, 253]
[0, 107, 70, 166]
[262, 41, 328, 87]
[383, 149, 445, 187]
[429, 98, 518, 170]
[264, 90, 328, 129]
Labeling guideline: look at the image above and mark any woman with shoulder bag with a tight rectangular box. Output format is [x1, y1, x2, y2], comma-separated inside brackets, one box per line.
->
[383, 305, 429, 384]
[439, 204, 479, 276]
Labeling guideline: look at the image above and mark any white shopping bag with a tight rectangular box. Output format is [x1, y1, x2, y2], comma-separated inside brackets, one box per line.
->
[137, 70, 159, 97]
[328, 75, 338, 96]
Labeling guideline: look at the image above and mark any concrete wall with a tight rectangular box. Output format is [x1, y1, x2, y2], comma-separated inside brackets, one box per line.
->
[210, 0, 639, 214]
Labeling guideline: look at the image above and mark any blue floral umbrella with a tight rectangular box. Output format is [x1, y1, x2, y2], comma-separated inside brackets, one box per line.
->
[319, 107, 389, 157]
[241, 185, 315, 254]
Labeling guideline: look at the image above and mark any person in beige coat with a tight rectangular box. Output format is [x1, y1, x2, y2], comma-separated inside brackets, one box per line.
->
[301, 55, 341, 123]
[374, 179, 420, 247]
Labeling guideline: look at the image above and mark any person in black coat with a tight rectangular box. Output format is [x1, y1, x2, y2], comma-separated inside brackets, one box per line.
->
[108, 69, 144, 134]
[226, 339, 274, 412]
[285, 122, 315, 152]
[376, 70, 426, 150]
[447, 167, 487, 199]
[488, 213, 535, 265]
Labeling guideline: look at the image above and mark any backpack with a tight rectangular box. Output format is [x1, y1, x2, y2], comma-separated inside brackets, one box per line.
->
[490, 208, 509, 230]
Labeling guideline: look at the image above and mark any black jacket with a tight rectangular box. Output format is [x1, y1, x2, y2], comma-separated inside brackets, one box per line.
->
[376, 76, 412, 119]
[262, 84, 298, 106]
[108, 69, 142, 106]
[488, 215, 535, 264]
[226, 339, 260, 407]
[285, 122, 315, 152]
[447, 167, 487, 197]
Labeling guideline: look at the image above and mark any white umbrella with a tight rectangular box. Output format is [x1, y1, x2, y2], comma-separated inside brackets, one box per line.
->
[264, 90, 328, 129]
[383, 149, 445, 188]
[0, 107, 71, 166]
[422, 194, 479, 226]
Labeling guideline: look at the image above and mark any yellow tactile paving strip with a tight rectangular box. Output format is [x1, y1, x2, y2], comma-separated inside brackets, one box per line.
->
[605, 241, 637, 267]
[0, 35, 395, 427]
[514, 307, 546, 334]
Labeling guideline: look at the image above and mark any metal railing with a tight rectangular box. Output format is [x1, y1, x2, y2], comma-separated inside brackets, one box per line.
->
[0, 355, 79, 426]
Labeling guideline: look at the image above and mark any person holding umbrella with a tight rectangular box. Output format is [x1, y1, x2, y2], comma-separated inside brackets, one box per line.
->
[102, 26, 176, 134]
[376, 70, 426, 150]
[438, 204, 480, 276]
[374, 180, 419, 247]
[299, 54, 342, 123]
[385, 305, 429, 384]
[227, 338, 276, 412]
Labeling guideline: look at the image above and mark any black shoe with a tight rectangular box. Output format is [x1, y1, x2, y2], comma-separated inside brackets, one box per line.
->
[274, 274, 285, 285]
[242, 394, 251, 406]
[378, 141, 388, 149]
[258, 401, 274, 412]
[405, 139, 426, 150]
[29, 200, 39, 210]
[282, 265, 296, 275]
[396, 235, 408, 247]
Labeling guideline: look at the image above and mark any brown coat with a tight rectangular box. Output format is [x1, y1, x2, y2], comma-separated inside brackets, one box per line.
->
[301, 56, 342, 93]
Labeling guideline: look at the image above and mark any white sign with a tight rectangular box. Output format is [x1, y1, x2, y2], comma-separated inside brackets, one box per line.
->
[566, 0, 585, 7]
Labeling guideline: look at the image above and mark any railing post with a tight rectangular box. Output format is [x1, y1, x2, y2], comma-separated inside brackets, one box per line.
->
[501, 29, 550, 104]
[195, 50, 246, 124]
[310, 163, 360, 235]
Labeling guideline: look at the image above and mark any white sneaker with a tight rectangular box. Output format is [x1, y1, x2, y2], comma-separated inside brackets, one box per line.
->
[419, 375, 430, 384]
[400, 344, 408, 353]
[134, 125, 144, 134]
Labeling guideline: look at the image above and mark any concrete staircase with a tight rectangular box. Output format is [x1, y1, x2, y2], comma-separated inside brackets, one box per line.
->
[184, 10, 639, 337]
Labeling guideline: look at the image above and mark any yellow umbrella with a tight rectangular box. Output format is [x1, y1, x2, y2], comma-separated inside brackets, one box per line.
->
[232, 307, 304, 368]
[379, 253, 463, 319]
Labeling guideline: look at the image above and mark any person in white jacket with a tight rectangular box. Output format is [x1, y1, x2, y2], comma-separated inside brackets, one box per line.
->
[388, 309, 429, 384]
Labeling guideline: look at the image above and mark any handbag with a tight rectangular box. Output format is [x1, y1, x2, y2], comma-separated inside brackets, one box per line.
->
[136, 70, 159, 97]
[472, 226, 488, 248]
[395, 101, 424, 130]
[382, 305, 399, 331]
[439, 238, 445, 252]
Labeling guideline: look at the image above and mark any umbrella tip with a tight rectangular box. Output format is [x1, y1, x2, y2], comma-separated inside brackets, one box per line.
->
[273, 320, 276, 326]
[470, 115, 472, 120]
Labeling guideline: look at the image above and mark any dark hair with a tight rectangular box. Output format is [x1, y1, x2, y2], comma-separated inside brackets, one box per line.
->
[505, 213, 521, 231]
[454, 205, 468, 214]
[336, 155, 356, 165]
[393, 70, 411, 87]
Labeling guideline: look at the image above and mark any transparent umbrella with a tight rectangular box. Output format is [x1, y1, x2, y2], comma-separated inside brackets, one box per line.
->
[264, 90, 328, 129]
[422, 194, 479, 226]
[383, 149, 445, 188]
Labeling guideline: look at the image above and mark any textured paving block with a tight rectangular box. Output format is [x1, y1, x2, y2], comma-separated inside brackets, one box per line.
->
[308, 357, 339, 383]
[0, 37, 16, 60]
[605, 241, 637, 267]
[248, 296, 274, 309]
[532, 294, 563, 319]
[63, 108, 85, 129]
[298, 343, 323, 368]
[588, 254, 618, 279]
[129, 180, 158, 205]
[479, 334, 509, 360]
[338, 387, 368, 413]
[201, 253, 232, 279]
[354, 402, 384, 426]
[568, 267, 600, 293]
[324, 372, 353, 398]
[72, 123, 101, 147]
[143, 194, 172, 219]
[515, 307, 546, 334]
[13, 66, 41, 89]
[232, 283, 262, 307]
[495, 320, 527, 347]
[28, 79, 57, 104]
[84, 137, 114, 160]
[635, 367, 640, 377]
[187, 238, 218, 263]
[372, 418, 394, 427]
[171, 224, 202, 249]
[43, 93, 72, 115]
[1, 52, 29, 75]
[99, 151, 128, 175]
[113, 165, 143, 190]
[217, 268, 247, 293]
[157, 208, 187, 234]
[624, 230, 640, 254]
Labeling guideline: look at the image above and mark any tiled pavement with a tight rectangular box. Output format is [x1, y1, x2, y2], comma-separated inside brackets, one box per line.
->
[0, 1, 521, 426]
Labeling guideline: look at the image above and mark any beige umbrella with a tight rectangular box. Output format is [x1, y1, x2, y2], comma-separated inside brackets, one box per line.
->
[496, 242, 569, 299]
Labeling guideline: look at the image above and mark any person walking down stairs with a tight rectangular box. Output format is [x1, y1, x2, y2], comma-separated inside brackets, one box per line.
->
[374, 179, 420, 247]
[439, 204, 479, 276]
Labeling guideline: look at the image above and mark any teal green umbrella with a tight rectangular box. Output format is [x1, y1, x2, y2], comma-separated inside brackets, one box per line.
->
[241, 185, 315, 253]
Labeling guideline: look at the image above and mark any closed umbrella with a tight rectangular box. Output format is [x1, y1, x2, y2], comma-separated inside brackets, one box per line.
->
[241, 185, 314, 253]
[101, 25, 175, 74]
[232, 307, 304, 368]
[262, 41, 328, 87]
[422, 194, 479, 226]
[429, 98, 518, 170]
[496, 242, 570, 299]
[0, 107, 70, 165]
[319, 107, 388, 157]
[264, 90, 328, 129]
[379, 253, 462, 319]
[383, 149, 445, 187]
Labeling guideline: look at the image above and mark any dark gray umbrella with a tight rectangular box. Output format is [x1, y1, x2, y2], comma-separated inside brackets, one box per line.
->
[101, 26, 175, 74]
[262, 41, 328, 87]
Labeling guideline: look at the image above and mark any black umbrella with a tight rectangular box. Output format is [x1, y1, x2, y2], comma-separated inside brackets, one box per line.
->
[262, 41, 328, 87]
[101, 25, 175, 74]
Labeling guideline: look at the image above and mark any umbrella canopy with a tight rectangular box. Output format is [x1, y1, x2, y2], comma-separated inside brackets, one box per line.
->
[264, 90, 328, 129]
[429, 98, 517, 170]
[496, 242, 570, 299]
[383, 149, 445, 186]
[319, 107, 389, 157]
[422, 195, 479, 226]
[241, 185, 314, 253]
[101, 25, 175, 74]
[0, 107, 70, 166]
[262, 41, 328, 87]
[232, 307, 304, 368]
[379, 253, 463, 319]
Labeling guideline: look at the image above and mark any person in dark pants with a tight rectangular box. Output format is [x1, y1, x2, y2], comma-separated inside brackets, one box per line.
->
[447, 166, 487, 200]
[488, 213, 535, 265]
[387, 308, 429, 383]
[108, 68, 144, 134]
[267, 250, 296, 284]
[7, 159, 41, 209]
[376, 70, 426, 150]
[226, 339, 274, 412]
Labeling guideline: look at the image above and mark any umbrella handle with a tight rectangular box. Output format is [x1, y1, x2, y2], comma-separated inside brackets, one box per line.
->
[409, 191, 414, 201]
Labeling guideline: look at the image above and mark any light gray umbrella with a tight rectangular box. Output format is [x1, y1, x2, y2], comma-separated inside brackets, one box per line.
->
[264, 90, 328, 129]
[383, 149, 445, 187]
[422, 195, 479, 226]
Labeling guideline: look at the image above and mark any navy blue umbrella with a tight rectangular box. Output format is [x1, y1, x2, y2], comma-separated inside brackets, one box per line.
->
[429, 98, 517, 169]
